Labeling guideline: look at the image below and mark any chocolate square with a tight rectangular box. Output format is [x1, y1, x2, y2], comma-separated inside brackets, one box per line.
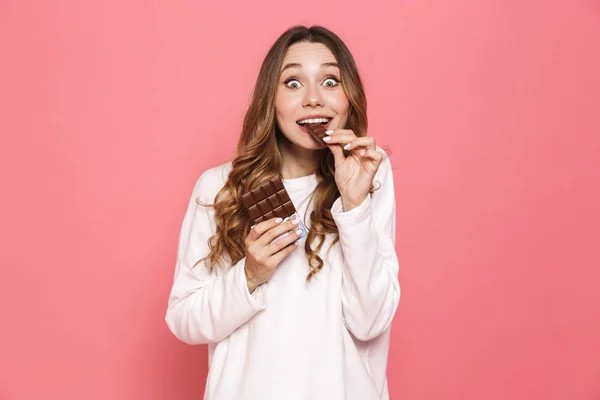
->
[241, 175, 299, 225]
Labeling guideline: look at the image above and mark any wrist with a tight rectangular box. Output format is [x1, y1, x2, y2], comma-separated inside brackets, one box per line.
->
[244, 265, 261, 294]
[340, 194, 366, 212]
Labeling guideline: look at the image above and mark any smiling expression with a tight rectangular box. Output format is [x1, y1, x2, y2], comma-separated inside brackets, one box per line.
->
[275, 42, 350, 150]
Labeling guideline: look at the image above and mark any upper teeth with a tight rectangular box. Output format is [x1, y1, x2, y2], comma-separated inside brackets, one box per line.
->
[298, 118, 330, 125]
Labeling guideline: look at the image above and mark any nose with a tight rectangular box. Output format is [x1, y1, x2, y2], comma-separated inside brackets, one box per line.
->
[302, 84, 324, 108]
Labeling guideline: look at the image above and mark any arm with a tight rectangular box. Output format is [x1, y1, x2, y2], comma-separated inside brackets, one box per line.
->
[165, 168, 268, 345]
[331, 153, 401, 341]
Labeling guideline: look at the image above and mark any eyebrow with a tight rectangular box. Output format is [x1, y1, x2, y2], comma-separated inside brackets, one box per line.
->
[281, 62, 339, 72]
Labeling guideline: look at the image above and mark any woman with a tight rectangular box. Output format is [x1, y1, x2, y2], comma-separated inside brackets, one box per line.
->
[165, 25, 400, 400]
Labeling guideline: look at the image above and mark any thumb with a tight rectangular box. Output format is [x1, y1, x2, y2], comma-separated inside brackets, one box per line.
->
[328, 143, 346, 166]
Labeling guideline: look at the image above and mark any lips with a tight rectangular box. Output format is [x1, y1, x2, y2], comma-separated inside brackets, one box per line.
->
[298, 120, 331, 134]
[296, 116, 332, 125]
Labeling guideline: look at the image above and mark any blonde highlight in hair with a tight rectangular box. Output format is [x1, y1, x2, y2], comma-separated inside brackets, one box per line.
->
[195, 25, 377, 280]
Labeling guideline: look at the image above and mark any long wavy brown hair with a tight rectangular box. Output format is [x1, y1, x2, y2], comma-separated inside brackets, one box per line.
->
[194, 25, 378, 280]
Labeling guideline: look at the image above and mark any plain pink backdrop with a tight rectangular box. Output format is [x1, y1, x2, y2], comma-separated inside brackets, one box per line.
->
[1, 0, 599, 399]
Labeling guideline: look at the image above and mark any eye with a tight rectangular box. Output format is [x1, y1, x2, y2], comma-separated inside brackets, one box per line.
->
[284, 79, 302, 89]
[323, 77, 340, 88]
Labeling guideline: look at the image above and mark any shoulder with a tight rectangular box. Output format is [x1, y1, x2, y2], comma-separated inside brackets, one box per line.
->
[192, 160, 234, 204]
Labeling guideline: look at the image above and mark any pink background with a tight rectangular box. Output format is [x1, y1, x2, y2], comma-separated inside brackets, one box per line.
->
[1, 0, 599, 399]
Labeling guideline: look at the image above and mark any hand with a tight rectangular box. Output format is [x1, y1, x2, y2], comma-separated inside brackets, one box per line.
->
[322, 129, 384, 211]
[244, 217, 302, 293]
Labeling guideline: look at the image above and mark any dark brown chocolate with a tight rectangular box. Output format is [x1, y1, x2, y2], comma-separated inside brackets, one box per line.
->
[306, 123, 328, 143]
[241, 175, 298, 225]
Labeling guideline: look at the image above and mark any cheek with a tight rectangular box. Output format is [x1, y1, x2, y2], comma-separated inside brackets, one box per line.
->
[275, 92, 299, 122]
[329, 92, 350, 117]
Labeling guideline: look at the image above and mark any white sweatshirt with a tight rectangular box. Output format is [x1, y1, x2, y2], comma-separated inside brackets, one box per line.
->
[165, 150, 400, 400]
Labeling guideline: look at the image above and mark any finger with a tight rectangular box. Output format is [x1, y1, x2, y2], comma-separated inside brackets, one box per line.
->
[322, 132, 357, 146]
[323, 134, 357, 166]
[358, 148, 384, 164]
[257, 218, 299, 246]
[342, 137, 376, 152]
[322, 128, 357, 146]
[325, 128, 356, 137]
[266, 226, 302, 256]
[327, 139, 346, 166]
[247, 217, 284, 242]
[269, 239, 300, 265]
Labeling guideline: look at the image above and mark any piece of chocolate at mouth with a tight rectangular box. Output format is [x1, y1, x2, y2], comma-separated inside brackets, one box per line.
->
[305, 123, 329, 143]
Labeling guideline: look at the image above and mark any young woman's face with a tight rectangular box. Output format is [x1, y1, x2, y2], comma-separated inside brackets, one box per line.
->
[275, 42, 350, 150]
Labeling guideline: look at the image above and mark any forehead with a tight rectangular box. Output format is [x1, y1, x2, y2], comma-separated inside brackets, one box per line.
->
[282, 42, 337, 65]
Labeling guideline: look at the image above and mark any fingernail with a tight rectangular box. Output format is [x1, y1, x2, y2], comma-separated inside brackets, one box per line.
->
[359, 149, 366, 156]
[325, 130, 334, 135]
[323, 136, 331, 142]
[251, 224, 255, 229]
[295, 229, 302, 235]
[343, 143, 351, 150]
[275, 218, 283, 223]
[292, 219, 299, 225]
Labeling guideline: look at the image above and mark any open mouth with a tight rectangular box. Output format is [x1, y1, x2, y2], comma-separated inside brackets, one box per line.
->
[296, 117, 332, 127]
[296, 118, 331, 147]
[297, 117, 332, 134]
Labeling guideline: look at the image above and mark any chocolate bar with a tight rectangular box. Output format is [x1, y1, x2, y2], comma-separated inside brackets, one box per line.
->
[306, 123, 347, 152]
[241, 175, 309, 241]
[241, 175, 298, 225]
[306, 123, 328, 144]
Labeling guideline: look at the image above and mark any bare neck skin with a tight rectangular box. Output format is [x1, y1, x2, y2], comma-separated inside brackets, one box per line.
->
[278, 134, 323, 179]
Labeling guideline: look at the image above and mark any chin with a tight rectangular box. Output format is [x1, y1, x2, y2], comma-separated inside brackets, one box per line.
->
[296, 141, 321, 151]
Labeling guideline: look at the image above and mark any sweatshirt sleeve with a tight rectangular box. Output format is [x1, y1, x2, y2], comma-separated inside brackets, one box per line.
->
[165, 167, 269, 345]
[331, 150, 401, 341]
